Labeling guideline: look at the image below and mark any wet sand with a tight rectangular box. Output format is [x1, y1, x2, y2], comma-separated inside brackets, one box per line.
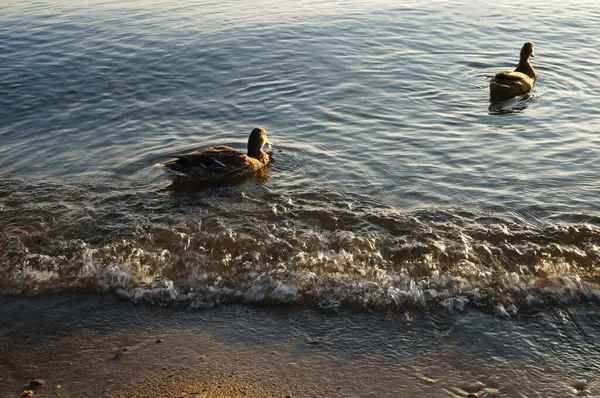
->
[1, 295, 599, 397]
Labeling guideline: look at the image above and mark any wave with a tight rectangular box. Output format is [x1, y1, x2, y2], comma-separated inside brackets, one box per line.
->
[1, 178, 599, 314]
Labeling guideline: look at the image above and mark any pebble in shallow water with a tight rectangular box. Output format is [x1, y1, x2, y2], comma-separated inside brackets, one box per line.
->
[28, 379, 44, 387]
[113, 346, 129, 359]
[22, 379, 45, 395]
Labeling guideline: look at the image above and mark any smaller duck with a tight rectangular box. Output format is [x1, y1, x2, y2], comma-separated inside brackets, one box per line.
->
[157, 127, 273, 183]
[490, 42, 537, 101]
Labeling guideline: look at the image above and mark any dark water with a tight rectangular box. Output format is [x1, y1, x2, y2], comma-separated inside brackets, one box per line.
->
[1, 0, 600, 314]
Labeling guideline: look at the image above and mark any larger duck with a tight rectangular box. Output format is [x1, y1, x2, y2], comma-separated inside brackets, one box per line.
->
[490, 42, 537, 101]
[157, 127, 273, 183]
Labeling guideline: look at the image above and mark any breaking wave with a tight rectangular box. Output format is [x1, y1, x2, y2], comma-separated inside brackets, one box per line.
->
[1, 178, 599, 314]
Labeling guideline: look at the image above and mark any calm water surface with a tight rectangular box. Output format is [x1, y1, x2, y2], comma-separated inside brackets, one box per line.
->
[1, 0, 600, 314]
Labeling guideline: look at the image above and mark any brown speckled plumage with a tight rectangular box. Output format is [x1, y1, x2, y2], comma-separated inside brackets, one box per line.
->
[490, 42, 537, 101]
[158, 127, 273, 183]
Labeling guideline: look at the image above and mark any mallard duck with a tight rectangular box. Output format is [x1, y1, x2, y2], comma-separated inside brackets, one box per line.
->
[157, 127, 273, 182]
[490, 42, 536, 101]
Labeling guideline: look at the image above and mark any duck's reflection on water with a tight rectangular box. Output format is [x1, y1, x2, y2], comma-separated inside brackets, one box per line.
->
[488, 93, 535, 115]
[161, 165, 273, 194]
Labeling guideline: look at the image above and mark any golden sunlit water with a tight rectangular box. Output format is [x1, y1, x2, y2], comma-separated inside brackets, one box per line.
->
[1, 2, 600, 394]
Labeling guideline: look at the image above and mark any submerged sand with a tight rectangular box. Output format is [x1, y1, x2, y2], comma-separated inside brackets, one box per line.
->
[1, 296, 598, 397]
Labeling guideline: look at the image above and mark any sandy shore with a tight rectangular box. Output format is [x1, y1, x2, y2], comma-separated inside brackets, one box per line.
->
[1, 320, 453, 398]
[1, 295, 598, 397]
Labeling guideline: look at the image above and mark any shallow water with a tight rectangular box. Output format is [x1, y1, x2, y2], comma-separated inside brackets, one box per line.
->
[1, 0, 600, 313]
[1, 296, 599, 397]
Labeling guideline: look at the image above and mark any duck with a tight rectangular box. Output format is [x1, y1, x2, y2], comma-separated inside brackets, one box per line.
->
[157, 127, 273, 183]
[489, 42, 537, 101]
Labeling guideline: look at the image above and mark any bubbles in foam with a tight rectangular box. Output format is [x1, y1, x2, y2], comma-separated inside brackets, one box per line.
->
[1, 178, 600, 314]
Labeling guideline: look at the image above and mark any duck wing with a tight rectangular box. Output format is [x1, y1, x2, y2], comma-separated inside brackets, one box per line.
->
[493, 71, 529, 82]
[163, 146, 250, 177]
[169, 146, 242, 167]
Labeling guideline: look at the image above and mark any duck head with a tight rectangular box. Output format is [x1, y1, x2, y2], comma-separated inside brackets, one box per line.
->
[247, 127, 272, 158]
[520, 42, 535, 60]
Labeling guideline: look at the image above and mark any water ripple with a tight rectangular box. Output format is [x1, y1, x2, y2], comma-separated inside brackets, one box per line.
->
[1, 0, 600, 311]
